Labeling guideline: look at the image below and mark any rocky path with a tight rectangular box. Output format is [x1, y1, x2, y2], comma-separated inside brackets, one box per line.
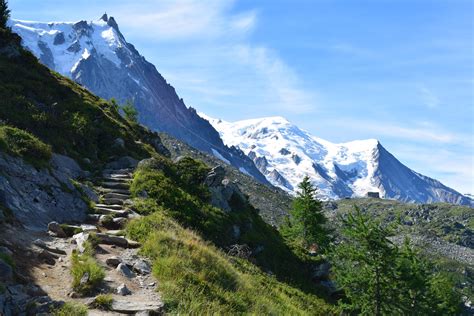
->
[0, 166, 163, 315]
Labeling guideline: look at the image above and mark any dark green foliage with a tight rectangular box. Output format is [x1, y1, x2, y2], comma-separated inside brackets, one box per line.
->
[0, 252, 14, 269]
[0, 125, 52, 168]
[121, 100, 138, 123]
[175, 156, 211, 199]
[0, 0, 9, 29]
[282, 176, 330, 251]
[331, 208, 463, 315]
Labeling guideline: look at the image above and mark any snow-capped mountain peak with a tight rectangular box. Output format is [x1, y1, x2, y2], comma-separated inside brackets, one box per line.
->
[11, 15, 270, 185]
[202, 114, 471, 206]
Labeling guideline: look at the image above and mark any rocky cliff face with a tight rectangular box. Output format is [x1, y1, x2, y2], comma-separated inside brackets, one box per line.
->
[9, 16, 269, 185]
[0, 153, 94, 230]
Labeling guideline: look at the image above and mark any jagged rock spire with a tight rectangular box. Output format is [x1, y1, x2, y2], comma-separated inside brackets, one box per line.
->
[100, 13, 108, 22]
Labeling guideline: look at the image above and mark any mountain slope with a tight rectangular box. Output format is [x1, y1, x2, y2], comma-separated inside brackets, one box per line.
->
[202, 115, 472, 206]
[9, 15, 269, 185]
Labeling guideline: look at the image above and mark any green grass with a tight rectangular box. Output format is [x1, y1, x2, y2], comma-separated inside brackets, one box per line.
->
[0, 125, 51, 168]
[127, 212, 336, 315]
[70, 242, 105, 295]
[93, 294, 113, 310]
[51, 302, 88, 316]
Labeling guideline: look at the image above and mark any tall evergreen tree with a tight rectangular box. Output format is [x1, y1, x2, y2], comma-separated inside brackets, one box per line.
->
[331, 207, 399, 315]
[283, 176, 329, 250]
[0, 0, 10, 29]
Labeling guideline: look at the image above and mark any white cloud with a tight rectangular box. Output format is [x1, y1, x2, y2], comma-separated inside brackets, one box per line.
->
[419, 85, 440, 109]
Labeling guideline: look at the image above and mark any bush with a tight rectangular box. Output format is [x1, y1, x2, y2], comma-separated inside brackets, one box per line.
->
[93, 294, 113, 310]
[51, 302, 88, 316]
[70, 247, 105, 294]
[0, 125, 51, 168]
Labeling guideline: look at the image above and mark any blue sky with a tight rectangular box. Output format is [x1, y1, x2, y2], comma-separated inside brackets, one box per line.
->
[10, 0, 474, 193]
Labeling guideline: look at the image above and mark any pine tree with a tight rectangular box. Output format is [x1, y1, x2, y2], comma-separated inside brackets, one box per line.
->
[331, 207, 399, 315]
[0, 0, 10, 29]
[283, 176, 329, 251]
[122, 100, 138, 123]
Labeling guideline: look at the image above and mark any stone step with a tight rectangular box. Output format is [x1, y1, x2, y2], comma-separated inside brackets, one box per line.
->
[94, 207, 128, 217]
[102, 198, 125, 205]
[111, 300, 163, 315]
[86, 214, 102, 222]
[103, 192, 130, 199]
[95, 204, 123, 210]
[107, 174, 131, 178]
[101, 182, 130, 190]
[102, 168, 134, 176]
[103, 176, 130, 182]
[100, 188, 130, 195]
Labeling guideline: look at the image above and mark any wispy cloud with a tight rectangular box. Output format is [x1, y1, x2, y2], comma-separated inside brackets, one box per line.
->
[108, 0, 316, 115]
[418, 85, 440, 109]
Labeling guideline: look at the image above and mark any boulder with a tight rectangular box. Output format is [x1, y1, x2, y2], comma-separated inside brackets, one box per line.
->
[95, 233, 128, 248]
[105, 256, 122, 268]
[116, 283, 131, 296]
[205, 166, 226, 187]
[105, 156, 138, 170]
[72, 232, 90, 253]
[116, 263, 134, 278]
[47, 222, 66, 238]
[133, 260, 151, 275]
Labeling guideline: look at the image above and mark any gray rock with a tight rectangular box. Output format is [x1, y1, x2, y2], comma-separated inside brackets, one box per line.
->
[105, 256, 122, 267]
[105, 156, 138, 170]
[112, 217, 128, 228]
[0, 259, 13, 282]
[47, 222, 66, 238]
[111, 300, 163, 314]
[133, 260, 151, 275]
[205, 166, 225, 187]
[116, 263, 135, 278]
[72, 232, 90, 253]
[0, 153, 87, 231]
[95, 233, 128, 248]
[79, 272, 89, 286]
[116, 283, 131, 296]
[113, 138, 125, 149]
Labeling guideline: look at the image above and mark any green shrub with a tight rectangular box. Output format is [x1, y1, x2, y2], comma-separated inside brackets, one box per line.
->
[0, 125, 51, 168]
[51, 302, 88, 316]
[70, 249, 105, 294]
[93, 294, 113, 310]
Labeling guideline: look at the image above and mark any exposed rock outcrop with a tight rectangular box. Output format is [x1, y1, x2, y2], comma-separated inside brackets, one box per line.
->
[0, 153, 89, 230]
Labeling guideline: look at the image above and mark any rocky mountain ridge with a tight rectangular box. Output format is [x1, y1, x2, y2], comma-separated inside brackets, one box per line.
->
[202, 114, 472, 206]
[9, 15, 269, 185]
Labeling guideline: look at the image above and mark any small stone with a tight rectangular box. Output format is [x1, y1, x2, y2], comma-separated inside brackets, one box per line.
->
[148, 282, 156, 287]
[116, 283, 131, 296]
[106, 256, 122, 267]
[68, 291, 80, 298]
[116, 263, 135, 278]
[80, 272, 90, 286]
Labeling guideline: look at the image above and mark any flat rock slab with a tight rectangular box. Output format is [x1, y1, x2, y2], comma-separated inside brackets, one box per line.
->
[111, 300, 163, 314]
